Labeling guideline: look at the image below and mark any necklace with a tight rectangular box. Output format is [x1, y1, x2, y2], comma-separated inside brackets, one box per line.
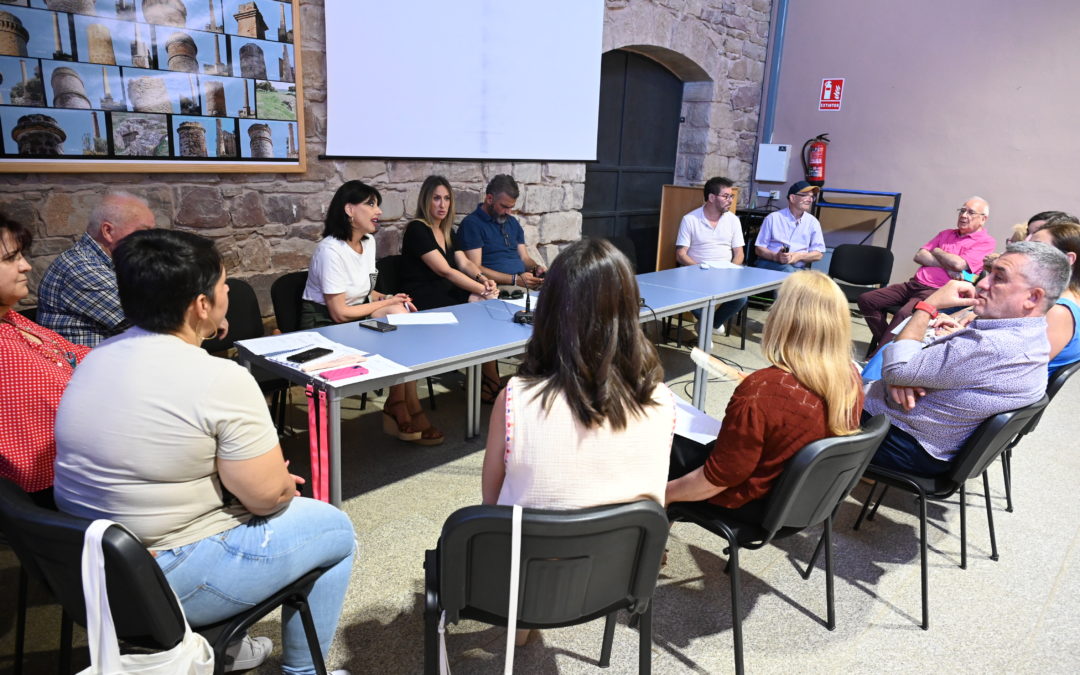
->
[1, 314, 78, 369]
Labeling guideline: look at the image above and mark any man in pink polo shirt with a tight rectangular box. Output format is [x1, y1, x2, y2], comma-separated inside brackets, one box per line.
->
[858, 196, 997, 348]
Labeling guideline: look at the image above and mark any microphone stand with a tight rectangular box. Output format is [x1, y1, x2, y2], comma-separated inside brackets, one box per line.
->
[513, 279, 533, 325]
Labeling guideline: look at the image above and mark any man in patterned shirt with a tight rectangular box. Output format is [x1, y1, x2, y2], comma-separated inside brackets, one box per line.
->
[864, 241, 1070, 475]
[37, 191, 155, 346]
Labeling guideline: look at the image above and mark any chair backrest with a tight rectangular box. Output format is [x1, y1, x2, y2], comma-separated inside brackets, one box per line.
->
[270, 270, 309, 334]
[0, 479, 186, 649]
[760, 414, 890, 536]
[949, 395, 1049, 482]
[202, 277, 265, 353]
[828, 244, 894, 287]
[374, 255, 401, 295]
[437, 500, 669, 626]
[1047, 358, 1080, 401]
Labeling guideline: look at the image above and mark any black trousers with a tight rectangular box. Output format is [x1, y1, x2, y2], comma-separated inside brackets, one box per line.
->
[668, 435, 769, 523]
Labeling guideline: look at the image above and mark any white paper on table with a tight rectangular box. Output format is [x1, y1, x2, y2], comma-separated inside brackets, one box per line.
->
[237, 333, 367, 371]
[386, 312, 458, 325]
[700, 260, 741, 269]
[673, 396, 722, 444]
[314, 353, 412, 386]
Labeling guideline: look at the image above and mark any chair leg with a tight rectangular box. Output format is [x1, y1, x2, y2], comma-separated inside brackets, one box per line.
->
[293, 598, 328, 675]
[959, 484, 967, 570]
[917, 492, 929, 631]
[824, 517, 836, 631]
[599, 612, 617, 667]
[868, 484, 889, 521]
[59, 610, 73, 675]
[727, 543, 744, 675]
[737, 304, 747, 351]
[14, 565, 26, 675]
[982, 471, 999, 561]
[853, 481, 879, 531]
[427, 376, 437, 410]
[1002, 449, 1014, 513]
[360, 392, 367, 411]
[639, 605, 652, 675]
[802, 529, 826, 579]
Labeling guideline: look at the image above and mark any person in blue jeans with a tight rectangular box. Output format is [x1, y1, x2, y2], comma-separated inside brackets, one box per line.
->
[54, 229, 355, 675]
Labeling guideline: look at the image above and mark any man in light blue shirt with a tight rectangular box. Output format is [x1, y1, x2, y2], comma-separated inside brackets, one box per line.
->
[753, 180, 826, 273]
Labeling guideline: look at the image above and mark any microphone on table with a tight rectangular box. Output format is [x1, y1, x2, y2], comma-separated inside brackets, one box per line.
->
[513, 277, 534, 325]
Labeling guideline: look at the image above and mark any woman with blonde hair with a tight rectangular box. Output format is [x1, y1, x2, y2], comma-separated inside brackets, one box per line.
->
[666, 270, 864, 518]
[399, 175, 496, 310]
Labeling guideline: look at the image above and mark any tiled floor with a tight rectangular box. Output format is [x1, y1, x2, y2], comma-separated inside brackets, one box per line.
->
[3, 309, 1078, 673]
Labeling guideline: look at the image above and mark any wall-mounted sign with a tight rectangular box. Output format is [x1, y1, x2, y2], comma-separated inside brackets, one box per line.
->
[819, 78, 844, 111]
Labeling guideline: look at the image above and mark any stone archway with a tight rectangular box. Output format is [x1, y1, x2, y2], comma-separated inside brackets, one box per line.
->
[603, 0, 771, 186]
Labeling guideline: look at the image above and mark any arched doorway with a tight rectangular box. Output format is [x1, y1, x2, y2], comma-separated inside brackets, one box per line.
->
[581, 49, 683, 272]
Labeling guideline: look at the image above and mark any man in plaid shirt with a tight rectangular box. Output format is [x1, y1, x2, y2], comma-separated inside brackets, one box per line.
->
[37, 192, 155, 346]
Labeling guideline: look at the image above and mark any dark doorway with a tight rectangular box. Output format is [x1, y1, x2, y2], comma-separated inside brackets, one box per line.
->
[582, 50, 683, 273]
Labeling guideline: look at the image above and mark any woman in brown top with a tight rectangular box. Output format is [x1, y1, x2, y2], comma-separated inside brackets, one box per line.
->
[666, 270, 863, 519]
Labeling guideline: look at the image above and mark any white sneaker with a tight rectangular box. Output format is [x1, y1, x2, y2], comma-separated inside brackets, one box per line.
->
[713, 325, 726, 337]
[223, 635, 272, 673]
[331, 670, 352, 675]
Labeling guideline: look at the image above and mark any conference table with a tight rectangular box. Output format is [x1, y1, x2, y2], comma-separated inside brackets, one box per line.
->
[236, 264, 788, 505]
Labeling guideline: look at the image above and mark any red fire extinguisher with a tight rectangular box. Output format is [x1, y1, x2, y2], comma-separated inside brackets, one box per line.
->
[801, 133, 830, 187]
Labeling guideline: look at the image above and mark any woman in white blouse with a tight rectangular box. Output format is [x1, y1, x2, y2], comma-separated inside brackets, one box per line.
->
[301, 181, 442, 445]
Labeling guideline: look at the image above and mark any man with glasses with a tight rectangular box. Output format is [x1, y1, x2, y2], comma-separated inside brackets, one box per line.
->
[675, 176, 747, 338]
[458, 174, 546, 293]
[858, 196, 997, 350]
[753, 180, 826, 273]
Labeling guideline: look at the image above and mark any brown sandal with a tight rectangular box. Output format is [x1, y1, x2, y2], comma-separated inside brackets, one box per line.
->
[407, 410, 445, 446]
[382, 400, 421, 441]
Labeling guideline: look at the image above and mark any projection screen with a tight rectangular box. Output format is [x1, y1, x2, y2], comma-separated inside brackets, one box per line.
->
[324, 0, 604, 161]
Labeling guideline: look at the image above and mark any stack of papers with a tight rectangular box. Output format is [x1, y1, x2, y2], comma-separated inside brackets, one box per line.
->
[236, 333, 412, 384]
[674, 396, 722, 445]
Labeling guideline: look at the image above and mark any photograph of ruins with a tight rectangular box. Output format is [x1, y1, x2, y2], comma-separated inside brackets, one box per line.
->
[0, 0, 302, 170]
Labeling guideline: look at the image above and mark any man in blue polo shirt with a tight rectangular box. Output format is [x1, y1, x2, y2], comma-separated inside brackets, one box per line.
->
[754, 180, 826, 272]
[458, 174, 547, 402]
[458, 175, 546, 291]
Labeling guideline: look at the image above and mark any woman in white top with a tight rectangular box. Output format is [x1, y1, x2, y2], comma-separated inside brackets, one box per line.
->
[301, 181, 442, 445]
[481, 237, 675, 509]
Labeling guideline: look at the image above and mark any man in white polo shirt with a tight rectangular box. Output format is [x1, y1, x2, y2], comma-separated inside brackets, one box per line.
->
[675, 176, 746, 337]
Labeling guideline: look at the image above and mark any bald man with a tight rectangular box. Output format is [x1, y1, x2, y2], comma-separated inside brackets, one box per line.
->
[37, 191, 155, 346]
[858, 197, 997, 350]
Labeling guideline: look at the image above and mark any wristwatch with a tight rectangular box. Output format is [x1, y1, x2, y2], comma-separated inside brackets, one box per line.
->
[913, 301, 939, 319]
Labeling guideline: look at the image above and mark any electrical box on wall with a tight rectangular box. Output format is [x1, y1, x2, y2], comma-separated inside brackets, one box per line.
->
[755, 144, 791, 182]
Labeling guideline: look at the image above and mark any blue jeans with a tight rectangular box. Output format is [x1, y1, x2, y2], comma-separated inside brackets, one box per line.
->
[692, 296, 747, 330]
[753, 258, 800, 273]
[154, 497, 356, 675]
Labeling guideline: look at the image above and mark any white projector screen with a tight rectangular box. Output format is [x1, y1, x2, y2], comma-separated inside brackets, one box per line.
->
[325, 0, 604, 161]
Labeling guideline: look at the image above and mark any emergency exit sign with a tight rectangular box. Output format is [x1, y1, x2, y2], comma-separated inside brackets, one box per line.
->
[819, 78, 844, 111]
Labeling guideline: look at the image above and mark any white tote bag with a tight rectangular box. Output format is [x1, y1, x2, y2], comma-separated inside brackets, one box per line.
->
[78, 519, 214, 675]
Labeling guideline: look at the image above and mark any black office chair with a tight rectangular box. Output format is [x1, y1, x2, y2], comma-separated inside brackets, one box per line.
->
[828, 244, 894, 304]
[667, 415, 889, 675]
[1000, 360, 1080, 511]
[0, 478, 330, 675]
[853, 396, 1049, 630]
[270, 270, 309, 334]
[424, 500, 669, 674]
[202, 278, 290, 434]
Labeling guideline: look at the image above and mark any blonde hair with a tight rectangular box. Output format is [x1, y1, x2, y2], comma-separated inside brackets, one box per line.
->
[760, 271, 861, 436]
[416, 175, 455, 242]
[1009, 223, 1028, 243]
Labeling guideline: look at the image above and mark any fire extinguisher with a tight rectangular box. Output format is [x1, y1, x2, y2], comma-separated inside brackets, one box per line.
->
[801, 133, 830, 187]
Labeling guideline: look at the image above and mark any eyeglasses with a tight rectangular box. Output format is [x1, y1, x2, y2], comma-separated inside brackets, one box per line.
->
[957, 208, 986, 217]
[499, 289, 524, 300]
[499, 224, 511, 247]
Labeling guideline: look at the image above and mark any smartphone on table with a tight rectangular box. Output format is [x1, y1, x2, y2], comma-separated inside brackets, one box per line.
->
[359, 319, 396, 332]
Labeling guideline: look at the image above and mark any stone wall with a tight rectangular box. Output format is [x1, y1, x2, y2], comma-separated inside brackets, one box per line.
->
[2, 0, 769, 317]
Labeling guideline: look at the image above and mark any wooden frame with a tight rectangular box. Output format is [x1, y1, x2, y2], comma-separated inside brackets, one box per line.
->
[0, 0, 304, 173]
[656, 184, 739, 271]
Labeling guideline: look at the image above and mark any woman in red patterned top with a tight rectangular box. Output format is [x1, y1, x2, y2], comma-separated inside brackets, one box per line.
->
[0, 213, 89, 504]
[666, 270, 864, 520]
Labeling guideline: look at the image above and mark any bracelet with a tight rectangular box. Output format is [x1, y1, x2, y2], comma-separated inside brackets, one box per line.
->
[475, 273, 484, 282]
[913, 301, 939, 319]
[512, 273, 517, 286]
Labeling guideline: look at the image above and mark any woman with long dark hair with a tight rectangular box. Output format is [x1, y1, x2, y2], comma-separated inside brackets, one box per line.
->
[481, 237, 675, 509]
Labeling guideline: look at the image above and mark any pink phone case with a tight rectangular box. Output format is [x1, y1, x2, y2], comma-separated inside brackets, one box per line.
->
[319, 365, 369, 381]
